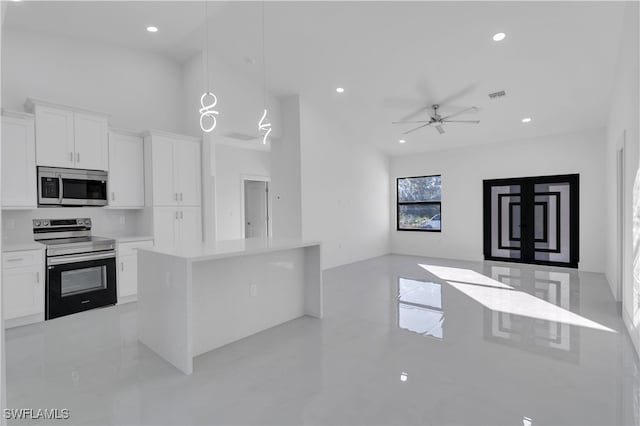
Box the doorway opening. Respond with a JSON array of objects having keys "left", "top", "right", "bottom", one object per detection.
[
  {"left": 242, "top": 177, "right": 270, "bottom": 239},
  {"left": 483, "top": 174, "right": 579, "bottom": 268}
]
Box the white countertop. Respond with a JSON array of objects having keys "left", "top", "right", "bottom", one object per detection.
[
  {"left": 2, "top": 241, "right": 45, "bottom": 252},
  {"left": 139, "top": 238, "right": 320, "bottom": 262},
  {"left": 100, "top": 234, "right": 154, "bottom": 243}
]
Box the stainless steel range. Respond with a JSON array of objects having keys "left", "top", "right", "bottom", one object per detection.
[{"left": 34, "top": 218, "right": 117, "bottom": 320}]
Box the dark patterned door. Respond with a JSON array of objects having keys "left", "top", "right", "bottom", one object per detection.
[{"left": 483, "top": 174, "right": 579, "bottom": 268}]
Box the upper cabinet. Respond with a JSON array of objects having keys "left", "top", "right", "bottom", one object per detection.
[
  {"left": 144, "top": 131, "right": 202, "bottom": 207},
  {"left": 1, "top": 112, "right": 37, "bottom": 209},
  {"left": 25, "top": 99, "right": 109, "bottom": 171},
  {"left": 108, "top": 130, "right": 144, "bottom": 209}
]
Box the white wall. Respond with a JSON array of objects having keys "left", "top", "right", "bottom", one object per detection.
[
  {"left": 2, "top": 208, "right": 146, "bottom": 243},
  {"left": 390, "top": 129, "right": 606, "bottom": 273},
  {"left": 181, "top": 51, "right": 281, "bottom": 140},
  {"left": 604, "top": 2, "right": 639, "bottom": 356},
  {"left": 215, "top": 144, "right": 270, "bottom": 241},
  {"left": 299, "top": 98, "right": 390, "bottom": 269},
  {"left": 2, "top": 29, "right": 184, "bottom": 133},
  {"left": 270, "top": 95, "right": 302, "bottom": 240}
]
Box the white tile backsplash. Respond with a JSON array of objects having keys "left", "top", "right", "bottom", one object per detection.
[{"left": 2, "top": 208, "right": 145, "bottom": 243}]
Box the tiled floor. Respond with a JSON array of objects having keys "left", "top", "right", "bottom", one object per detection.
[{"left": 6, "top": 255, "right": 640, "bottom": 425}]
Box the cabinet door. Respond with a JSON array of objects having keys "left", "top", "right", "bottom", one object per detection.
[
  {"left": 74, "top": 112, "right": 108, "bottom": 171},
  {"left": 175, "top": 140, "right": 202, "bottom": 206},
  {"left": 118, "top": 255, "right": 137, "bottom": 298},
  {"left": 108, "top": 133, "right": 144, "bottom": 208},
  {"left": 2, "top": 266, "right": 44, "bottom": 320},
  {"left": 179, "top": 207, "right": 202, "bottom": 247},
  {"left": 151, "top": 137, "right": 177, "bottom": 206},
  {"left": 153, "top": 207, "right": 179, "bottom": 250},
  {"left": 2, "top": 116, "right": 37, "bottom": 208},
  {"left": 34, "top": 106, "right": 74, "bottom": 168}
]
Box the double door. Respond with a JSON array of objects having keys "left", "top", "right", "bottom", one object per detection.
[
  {"left": 153, "top": 207, "right": 202, "bottom": 250},
  {"left": 483, "top": 174, "right": 579, "bottom": 268},
  {"left": 151, "top": 136, "right": 201, "bottom": 206}
]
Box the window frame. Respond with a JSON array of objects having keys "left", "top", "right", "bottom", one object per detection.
[{"left": 396, "top": 174, "right": 442, "bottom": 233}]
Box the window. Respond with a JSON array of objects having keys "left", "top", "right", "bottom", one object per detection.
[{"left": 397, "top": 175, "right": 441, "bottom": 231}]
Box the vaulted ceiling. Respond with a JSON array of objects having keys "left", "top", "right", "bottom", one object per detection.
[{"left": 4, "top": 1, "right": 627, "bottom": 154}]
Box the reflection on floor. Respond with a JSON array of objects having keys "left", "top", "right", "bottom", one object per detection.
[{"left": 5, "top": 255, "right": 640, "bottom": 425}]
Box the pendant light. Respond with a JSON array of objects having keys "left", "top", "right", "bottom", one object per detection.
[
  {"left": 199, "top": 0, "right": 219, "bottom": 133},
  {"left": 258, "top": 1, "right": 272, "bottom": 144}
]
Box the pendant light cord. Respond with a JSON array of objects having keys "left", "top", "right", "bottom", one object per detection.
[
  {"left": 262, "top": 1, "right": 267, "bottom": 109},
  {"left": 205, "top": 0, "right": 210, "bottom": 91}
]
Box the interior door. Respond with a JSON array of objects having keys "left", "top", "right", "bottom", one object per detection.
[
  {"left": 244, "top": 180, "right": 268, "bottom": 238},
  {"left": 484, "top": 174, "right": 579, "bottom": 268}
]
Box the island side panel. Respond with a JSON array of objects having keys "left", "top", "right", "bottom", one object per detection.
[
  {"left": 304, "top": 244, "right": 323, "bottom": 318},
  {"left": 137, "top": 250, "right": 193, "bottom": 374},
  {"left": 191, "top": 248, "right": 306, "bottom": 357}
]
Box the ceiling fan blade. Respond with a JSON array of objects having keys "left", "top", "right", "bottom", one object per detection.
[
  {"left": 392, "top": 120, "right": 431, "bottom": 124},
  {"left": 398, "top": 104, "right": 432, "bottom": 122},
  {"left": 437, "top": 84, "right": 477, "bottom": 106},
  {"left": 443, "top": 120, "right": 480, "bottom": 124},
  {"left": 435, "top": 125, "right": 445, "bottom": 134},
  {"left": 441, "top": 106, "right": 478, "bottom": 121},
  {"left": 403, "top": 123, "right": 432, "bottom": 135}
]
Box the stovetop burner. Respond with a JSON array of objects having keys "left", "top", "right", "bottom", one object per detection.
[{"left": 33, "top": 218, "right": 115, "bottom": 257}]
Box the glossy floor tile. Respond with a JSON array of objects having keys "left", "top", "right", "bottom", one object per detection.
[{"left": 5, "top": 255, "right": 640, "bottom": 425}]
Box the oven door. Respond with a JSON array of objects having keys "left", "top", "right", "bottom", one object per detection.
[{"left": 46, "top": 252, "right": 117, "bottom": 320}]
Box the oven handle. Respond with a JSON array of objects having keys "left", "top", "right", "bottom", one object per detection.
[{"left": 48, "top": 251, "right": 115, "bottom": 266}]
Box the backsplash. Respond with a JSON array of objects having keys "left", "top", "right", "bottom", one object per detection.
[{"left": 2, "top": 208, "right": 145, "bottom": 243}]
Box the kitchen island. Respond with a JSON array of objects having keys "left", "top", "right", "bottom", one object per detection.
[{"left": 137, "top": 238, "right": 322, "bottom": 374}]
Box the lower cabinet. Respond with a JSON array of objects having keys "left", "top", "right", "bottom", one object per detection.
[
  {"left": 116, "top": 239, "right": 153, "bottom": 303},
  {"left": 2, "top": 249, "right": 45, "bottom": 328},
  {"left": 152, "top": 206, "right": 202, "bottom": 250}
]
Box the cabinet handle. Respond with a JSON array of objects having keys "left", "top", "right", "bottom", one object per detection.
[
  {"left": 6, "top": 258, "right": 23, "bottom": 262},
  {"left": 111, "top": 192, "right": 115, "bottom": 201},
  {"left": 76, "top": 153, "right": 80, "bottom": 163},
  {"left": 175, "top": 211, "right": 179, "bottom": 220},
  {"left": 36, "top": 271, "right": 40, "bottom": 283},
  {"left": 180, "top": 211, "right": 183, "bottom": 219},
  {"left": 180, "top": 193, "right": 183, "bottom": 201},
  {"left": 121, "top": 262, "right": 124, "bottom": 272},
  {"left": 69, "top": 152, "right": 74, "bottom": 162}
]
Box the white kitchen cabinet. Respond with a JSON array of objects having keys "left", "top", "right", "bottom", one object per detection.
[
  {"left": 2, "top": 249, "right": 45, "bottom": 327},
  {"left": 1, "top": 112, "right": 37, "bottom": 209},
  {"left": 26, "top": 99, "right": 109, "bottom": 171},
  {"left": 175, "top": 141, "right": 202, "bottom": 206},
  {"left": 116, "top": 239, "right": 153, "bottom": 303},
  {"left": 108, "top": 130, "right": 144, "bottom": 208},
  {"left": 150, "top": 136, "right": 177, "bottom": 206},
  {"left": 152, "top": 207, "right": 201, "bottom": 250},
  {"left": 74, "top": 112, "right": 108, "bottom": 171},
  {"left": 32, "top": 104, "right": 74, "bottom": 168},
  {"left": 145, "top": 131, "right": 201, "bottom": 207}
]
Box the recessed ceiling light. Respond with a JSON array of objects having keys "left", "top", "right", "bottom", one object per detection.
[
  {"left": 335, "top": 87, "right": 345, "bottom": 94},
  {"left": 399, "top": 139, "right": 406, "bottom": 144},
  {"left": 522, "top": 117, "right": 532, "bottom": 123},
  {"left": 146, "top": 26, "right": 159, "bottom": 33},
  {"left": 492, "top": 32, "right": 506, "bottom": 42}
]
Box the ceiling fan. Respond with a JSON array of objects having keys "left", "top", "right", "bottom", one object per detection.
[{"left": 392, "top": 104, "right": 479, "bottom": 135}]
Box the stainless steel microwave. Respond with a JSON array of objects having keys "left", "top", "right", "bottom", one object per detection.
[{"left": 38, "top": 167, "right": 108, "bottom": 207}]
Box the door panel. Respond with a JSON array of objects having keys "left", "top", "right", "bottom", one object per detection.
[
  {"left": 175, "top": 140, "right": 201, "bottom": 206},
  {"left": 35, "top": 106, "right": 74, "bottom": 168},
  {"left": 151, "top": 137, "right": 177, "bottom": 206},
  {"left": 118, "top": 255, "right": 137, "bottom": 298},
  {"left": 2, "top": 266, "right": 43, "bottom": 320},
  {"left": 2, "top": 115, "right": 37, "bottom": 208},
  {"left": 180, "top": 207, "right": 202, "bottom": 247},
  {"left": 153, "top": 207, "right": 178, "bottom": 250},
  {"left": 74, "top": 112, "right": 108, "bottom": 171},
  {"left": 108, "top": 132, "right": 144, "bottom": 207},
  {"left": 484, "top": 174, "right": 579, "bottom": 268}
]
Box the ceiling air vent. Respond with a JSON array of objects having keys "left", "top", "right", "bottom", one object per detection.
[
  {"left": 488, "top": 90, "right": 506, "bottom": 99},
  {"left": 223, "top": 132, "right": 257, "bottom": 141}
]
